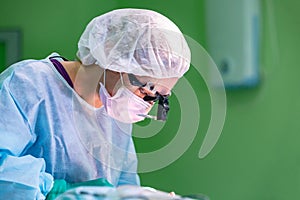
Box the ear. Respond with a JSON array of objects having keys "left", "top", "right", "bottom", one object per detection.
[{"left": 105, "top": 70, "right": 123, "bottom": 96}]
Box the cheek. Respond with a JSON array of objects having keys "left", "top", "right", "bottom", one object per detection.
[{"left": 133, "top": 88, "right": 145, "bottom": 99}]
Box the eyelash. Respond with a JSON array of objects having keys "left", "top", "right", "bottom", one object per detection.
[{"left": 138, "top": 87, "right": 148, "bottom": 95}]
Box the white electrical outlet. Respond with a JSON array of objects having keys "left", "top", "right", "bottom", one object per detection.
[{"left": 205, "top": 0, "right": 260, "bottom": 88}]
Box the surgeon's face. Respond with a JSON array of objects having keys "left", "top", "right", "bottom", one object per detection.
[
  {"left": 102, "top": 70, "right": 179, "bottom": 121},
  {"left": 120, "top": 73, "right": 177, "bottom": 104},
  {"left": 104, "top": 70, "right": 178, "bottom": 101}
]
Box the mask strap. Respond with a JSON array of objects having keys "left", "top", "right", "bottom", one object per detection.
[
  {"left": 119, "top": 73, "right": 124, "bottom": 85},
  {"left": 103, "top": 69, "right": 106, "bottom": 87}
]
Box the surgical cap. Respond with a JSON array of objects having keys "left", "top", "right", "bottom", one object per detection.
[{"left": 77, "top": 8, "right": 191, "bottom": 78}]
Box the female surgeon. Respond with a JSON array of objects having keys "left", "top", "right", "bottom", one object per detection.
[{"left": 0, "top": 8, "right": 191, "bottom": 199}]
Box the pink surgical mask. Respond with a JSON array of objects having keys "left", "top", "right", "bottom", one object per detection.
[{"left": 99, "top": 72, "right": 152, "bottom": 123}]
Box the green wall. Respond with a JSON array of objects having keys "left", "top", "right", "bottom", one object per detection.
[
  {"left": 1, "top": 0, "right": 300, "bottom": 199},
  {"left": 0, "top": 42, "right": 5, "bottom": 72},
  {"left": 0, "top": 0, "right": 203, "bottom": 61}
]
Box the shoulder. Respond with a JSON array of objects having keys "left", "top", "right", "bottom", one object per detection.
[
  {"left": 1, "top": 52, "right": 64, "bottom": 82},
  {"left": 0, "top": 54, "right": 61, "bottom": 102},
  {"left": 3, "top": 60, "right": 52, "bottom": 87}
]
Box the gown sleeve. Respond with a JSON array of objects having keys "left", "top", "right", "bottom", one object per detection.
[
  {"left": 117, "top": 138, "right": 140, "bottom": 186},
  {"left": 117, "top": 163, "right": 141, "bottom": 186},
  {"left": 0, "top": 68, "right": 53, "bottom": 199}
]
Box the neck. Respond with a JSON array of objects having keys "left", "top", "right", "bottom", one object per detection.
[{"left": 62, "top": 61, "right": 103, "bottom": 108}]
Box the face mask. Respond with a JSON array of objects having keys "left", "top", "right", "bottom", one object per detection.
[{"left": 99, "top": 73, "right": 152, "bottom": 123}]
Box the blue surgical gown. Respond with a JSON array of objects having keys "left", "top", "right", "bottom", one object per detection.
[{"left": 0, "top": 53, "right": 140, "bottom": 199}]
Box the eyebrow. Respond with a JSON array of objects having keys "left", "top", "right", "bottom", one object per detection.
[
  {"left": 128, "top": 73, "right": 171, "bottom": 96},
  {"left": 128, "top": 73, "right": 147, "bottom": 87}
]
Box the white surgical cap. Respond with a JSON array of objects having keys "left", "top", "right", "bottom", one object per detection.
[{"left": 77, "top": 8, "right": 191, "bottom": 79}]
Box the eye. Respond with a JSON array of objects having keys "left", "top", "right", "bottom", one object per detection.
[
  {"left": 138, "top": 87, "right": 157, "bottom": 101},
  {"left": 138, "top": 87, "right": 147, "bottom": 95}
]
